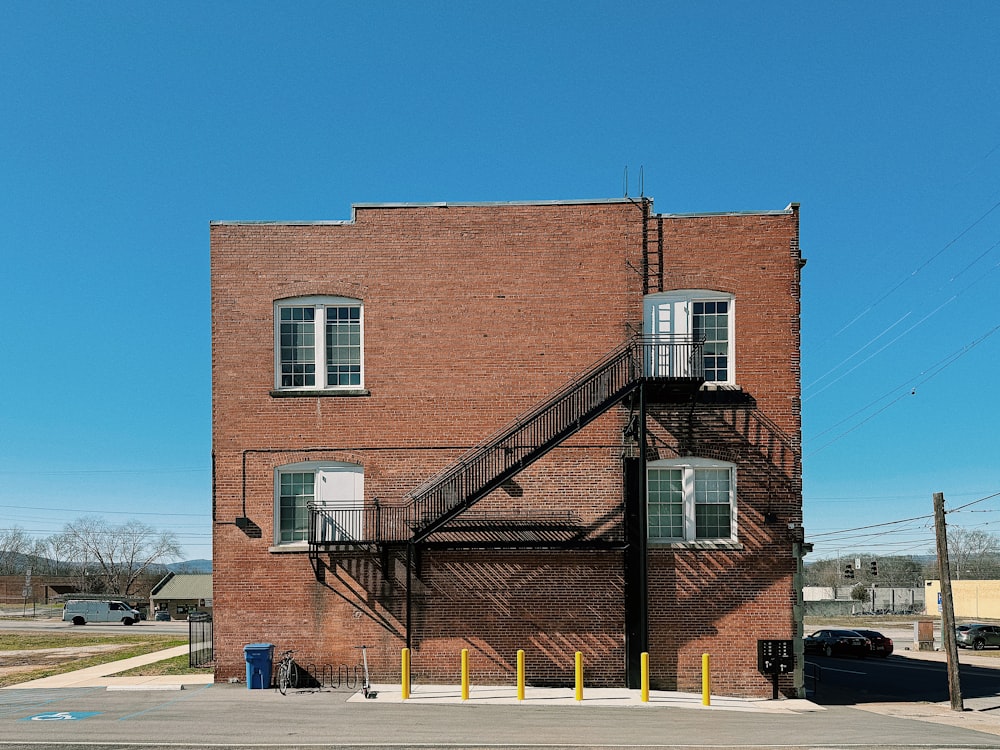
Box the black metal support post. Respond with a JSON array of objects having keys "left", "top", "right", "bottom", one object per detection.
[
  {"left": 623, "top": 383, "right": 649, "bottom": 688},
  {"left": 405, "top": 542, "right": 413, "bottom": 652}
]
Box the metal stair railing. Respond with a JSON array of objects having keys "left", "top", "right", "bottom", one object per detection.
[{"left": 405, "top": 335, "right": 703, "bottom": 542}]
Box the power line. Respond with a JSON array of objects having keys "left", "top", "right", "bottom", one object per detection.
[
  {"left": 805, "top": 321, "right": 1000, "bottom": 457},
  {"left": 806, "top": 299, "right": 958, "bottom": 401},
  {"left": 0, "top": 467, "right": 208, "bottom": 476},
  {"left": 0, "top": 527, "right": 212, "bottom": 538},
  {"left": 830, "top": 197, "right": 1000, "bottom": 339},
  {"left": 808, "top": 513, "right": 934, "bottom": 540},
  {"left": 0, "top": 503, "right": 205, "bottom": 518},
  {"left": 808, "top": 490, "right": 997, "bottom": 502},
  {"left": 807, "top": 491, "right": 1000, "bottom": 548},
  {"left": 806, "top": 252, "right": 1000, "bottom": 402},
  {"left": 949, "top": 491, "right": 1000, "bottom": 513}
]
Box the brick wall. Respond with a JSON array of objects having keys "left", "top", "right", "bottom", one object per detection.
[{"left": 210, "top": 199, "right": 802, "bottom": 697}]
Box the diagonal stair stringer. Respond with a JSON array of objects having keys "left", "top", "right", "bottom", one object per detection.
[{"left": 405, "top": 336, "right": 702, "bottom": 543}]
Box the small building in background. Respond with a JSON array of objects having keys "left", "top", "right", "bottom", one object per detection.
[
  {"left": 804, "top": 585, "right": 924, "bottom": 617},
  {"left": 149, "top": 573, "right": 213, "bottom": 620}
]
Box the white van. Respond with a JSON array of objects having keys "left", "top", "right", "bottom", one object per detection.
[{"left": 63, "top": 600, "right": 141, "bottom": 626}]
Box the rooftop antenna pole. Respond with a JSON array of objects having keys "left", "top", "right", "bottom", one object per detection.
[
  {"left": 639, "top": 165, "right": 644, "bottom": 198},
  {"left": 623, "top": 166, "right": 629, "bottom": 197}
]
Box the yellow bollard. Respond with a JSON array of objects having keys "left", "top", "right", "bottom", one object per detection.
[
  {"left": 461, "top": 648, "right": 469, "bottom": 701},
  {"left": 640, "top": 652, "right": 649, "bottom": 702},
  {"left": 575, "top": 651, "right": 583, "bottom": 701},
  {"left": 401, "top": 647, "right": 410, "bottom": 700},
  {"left": 517, "top": 649, "right": 525, "bottom": 701},
  {"left": 702, "top": 653, "right": 711, "bottom": 706}
]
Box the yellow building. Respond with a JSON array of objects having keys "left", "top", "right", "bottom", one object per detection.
[{"left": 925, "top": 580, "right": 1000, "bottom": 620}]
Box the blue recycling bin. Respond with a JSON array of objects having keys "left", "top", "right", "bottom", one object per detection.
[{"left": 244, "top": 643, "right": 274, "bottom": 690}]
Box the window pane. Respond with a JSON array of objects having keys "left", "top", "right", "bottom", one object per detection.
[
  {"left": 696, "top": 504, "right": 732, "bottom": 538},
  {"left": 647, "top": 468, "right": 684, "bottom": 539},
  {"left": 278, "top": 472, "right": 314, "bottom": 542},
  {"left": 693, "top": 299, "right": 729, "bottom": 382},
  {"left": 326, "top": 305, "right": 362, "bottom": 388},
  {"left": 279, "top": 307, "right": 316, "bottom": 388},
  {"left": 694, "top": 468, "right": 732, "bottom": 539}
]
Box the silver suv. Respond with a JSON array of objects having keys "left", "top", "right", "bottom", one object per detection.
[{"left": 956, "top": 624, "right": 1000, "bottom": 650}]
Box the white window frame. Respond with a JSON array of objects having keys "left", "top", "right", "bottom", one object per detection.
[
  {"left": 273, "top": 461, "right": 364, "bottom": 548},
  {"left": 643, "top": 290, "right": 735, "bottom": 385},
  {"left": 274, "top": 296, "right": 364, "bottom": 392},
  {"left": 646, "top": 457, "right": 737, "bottom": 543}
]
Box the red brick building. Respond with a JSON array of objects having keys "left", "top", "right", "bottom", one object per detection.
[{"left": 210, "top": 198, "right": 805, "bottom": 697}]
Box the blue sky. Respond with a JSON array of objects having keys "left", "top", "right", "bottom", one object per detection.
[{"left": 1, "top": 2, "right": 998, "bottom": 563}]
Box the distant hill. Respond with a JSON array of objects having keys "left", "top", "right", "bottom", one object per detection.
[
  {"left": 166, "top": 559, "right": 212, "bottom": 573},
  {"left": 2, "top": 553, "right": 212, "bottom": 576}
]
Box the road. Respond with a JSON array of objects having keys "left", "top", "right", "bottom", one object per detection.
[
  {"left": 3, "top": 681, "right": 1000, "bottom": 750},
  {"left": 0, "top": 616, "right": 188, "bottom": 636},
  {"left": 3, "top": 616, "right": 999, "bottom": 749},
  {"left": 807, "top": 652, "right": 1000, "bottom": 708}
]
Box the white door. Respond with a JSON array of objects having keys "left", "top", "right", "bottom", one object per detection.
[
  {"left": 644, "top": 297, "right": 691, "bottom": 377},
  {"left": 317, "top": 466, "right": 364, "bottom": 541}
]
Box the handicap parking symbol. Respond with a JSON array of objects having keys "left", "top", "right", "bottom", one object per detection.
[{"left": 24, "top": 711, "right": 101, "bottom": 721}]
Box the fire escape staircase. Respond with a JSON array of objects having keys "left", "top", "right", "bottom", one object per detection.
[
  {"left": 308, "top": 336, "right": 704, "bottom": 553},
  {"left": 405, "top": 336, "right": 704, "bottom": 543}
]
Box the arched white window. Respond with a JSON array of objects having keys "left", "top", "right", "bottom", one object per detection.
[
  {"left": 643, "top": 291, "right": 734, "bottom": 384},
  {"left": 274, "top": 296, "right": 364, "bottom": 391},
  {"left": 274, "top": 461, "right": 363, "bottom": 546},
  {"left": 647, "top": 457, "right": 736, "bottom": 542}
]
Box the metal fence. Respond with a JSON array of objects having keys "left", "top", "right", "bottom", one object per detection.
[{"left": 189, "top": 617, "right": 213, "bottom": 667}]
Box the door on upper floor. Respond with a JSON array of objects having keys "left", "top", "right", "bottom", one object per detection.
[{"left": 643, "top": 291, "right": 733, "bottom": 384}]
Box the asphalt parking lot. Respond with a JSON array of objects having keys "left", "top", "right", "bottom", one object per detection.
[
  {"left": 3, "top": 671, "right": 1000, "bottom": 750},
  {"left": 4, "top": 616, "right": 1000, "bottom": 749},
  {"left": 0, "top": 681, "right": 992, "bottom": 750}
]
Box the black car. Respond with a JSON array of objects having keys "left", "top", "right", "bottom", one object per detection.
[
  {"left": 852, "top": 628, "right": 894, "bottom": 658},
  {"left": 804, "top": 629, "right": 871, "bottom": 658}
]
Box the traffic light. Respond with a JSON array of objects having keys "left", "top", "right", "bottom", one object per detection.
[
  {"left": 844, "top": 564, "right": 854, "bottom": 579},
  {"left": 870, "top": 560, "right": 878, "bottom": 576}
]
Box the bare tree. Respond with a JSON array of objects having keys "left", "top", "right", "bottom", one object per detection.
[
  {"left": 29, "top": 535, "right": 75, "bottom": 576},
  {"left": 871, "top": 556, "right": 923, "bottom": 587},
  {"left": 0, "top": 527, "right": 30, "bottom": 575},
  {"left": 60, "top": 516, "right": 182, "bottom": 595},
  {"left": 806, "top": 554, "right": 924, "bottom": 592},
  {"left": 945, "top": 527, "right": 1000, "bottom": 580}
]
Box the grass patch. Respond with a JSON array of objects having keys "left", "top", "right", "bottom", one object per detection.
[
  {"left": 0, "top": 632, "right": 184, "bottom": 651},
  {"left": 0, "top": 632, "right": 188, "bottom": 688},
  {"left": 958, "top": 649, "right": 1000, "bottom": 658}
]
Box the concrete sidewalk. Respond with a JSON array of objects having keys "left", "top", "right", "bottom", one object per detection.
[
  {"left": 3, "top": 644, "right": 824, "bottom": 714},
  {"left": 5, "top": 640, "right": 999, "bottom": 726},
  {"left": 1, "top": 645, "right": 214, "bottom": 690},
  {"left": 350, "top": 681, "right": 823, "bottom": 713},
  {"left": 894, "top": 645, "right": 1000, "bottom": 669},
  {"left": 3, "top": 645, "right": 819, "bottom": 713},
  {"left": 5, "top": 646, "right": 1000, "bottom": 747}
]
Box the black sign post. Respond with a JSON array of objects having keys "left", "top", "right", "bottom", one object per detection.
[{"left": 757, "top": 639, "right": 794, "bottom": 700}]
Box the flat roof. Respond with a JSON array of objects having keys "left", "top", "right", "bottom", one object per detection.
[{"left": 211, "top": 199, "right": 797, "bottom": 226}]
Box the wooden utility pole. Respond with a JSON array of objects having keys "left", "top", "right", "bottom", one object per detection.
[{"left": 934, "top": 491, "right": 963, "bottom": 711}]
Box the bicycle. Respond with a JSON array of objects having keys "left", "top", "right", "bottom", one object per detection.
[
  {"left": 354, "top": 645, "right": 378, "bottom": 699},
  {"left": 276, "top": 649, "right": 298, "bottom": 695}
]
